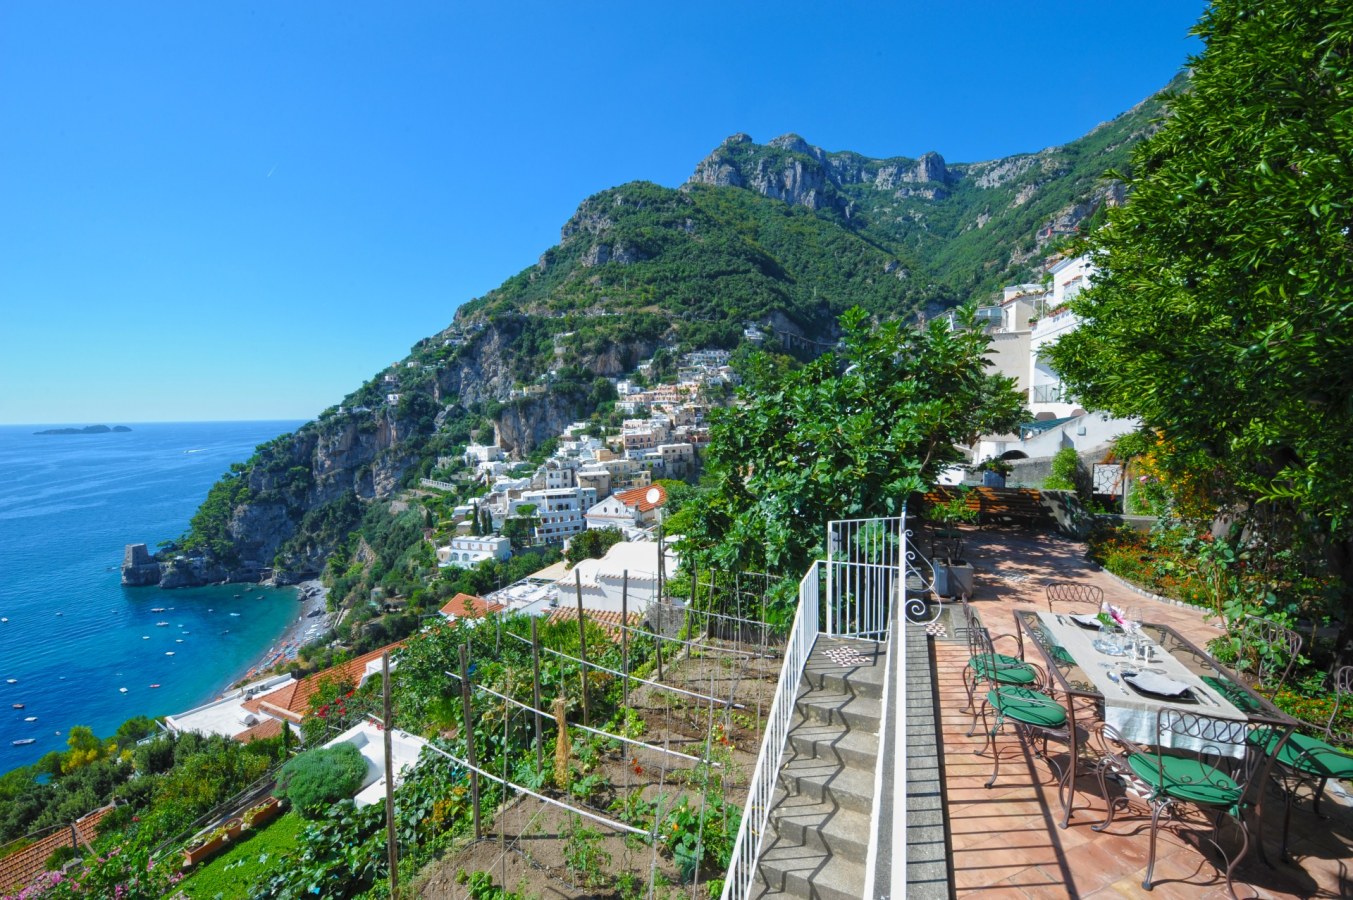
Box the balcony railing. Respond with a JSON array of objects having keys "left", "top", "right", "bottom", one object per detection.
[{"left": 1031, "top": 382, "right": 1064, "bottom": 403}]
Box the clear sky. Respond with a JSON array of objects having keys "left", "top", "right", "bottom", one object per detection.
[{"left": 0, "top": 1, "right": 1205, "bottom": 425}]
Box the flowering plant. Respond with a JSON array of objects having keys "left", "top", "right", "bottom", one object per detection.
[{"left": 1097, "top": 605, "right": 1126, "bottom": 630}]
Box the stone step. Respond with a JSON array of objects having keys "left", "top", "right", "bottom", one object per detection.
[
  {"left": 786, "top": 717, "right": 879, "bottom": 769},
  {"left": 801, "top": 639, "right": 886, "bottom": 700},
  {"left": 778, "top": 750, "right": 876, "bottom": 815},
  {"left": 768, "top": 789, "right": 872, "bottom": 864},
  {"left": 794, "top": 687, "right": 882, "bottom": 734},
  {"left": 754, "top": 836, "right": 866, "bottom": 900}
]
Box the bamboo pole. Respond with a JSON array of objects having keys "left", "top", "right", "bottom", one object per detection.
[
  {"left": 531, "top": 617, "right": 543, "bottom": 774},
  {"left": 459, "top": 644, "right": 481, "bottom": 839},
  {"left": 575, "top": 569, "right": 590, "bottom": 728},
  {"left": 382, "top": 653, "right": 399, "bottom": 896}
]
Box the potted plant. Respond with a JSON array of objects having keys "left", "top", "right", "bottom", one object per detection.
[
  {"left": 972, "top": 457, "right": 1014, "bottom": 488},
  {"left": 927, "top": 489, "right": 977, "bottom": 599}
]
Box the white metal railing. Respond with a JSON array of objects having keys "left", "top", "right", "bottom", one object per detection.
[
  {"left": 719, "top": 562, "right": 822, "bottom": 900},
  {"left": 826, "top": 516, "right": 904, "bottom": 640}
]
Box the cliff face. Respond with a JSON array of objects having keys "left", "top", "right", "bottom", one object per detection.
[{"left": 147, "top": 80, "right": 1175, "bottom": 590}]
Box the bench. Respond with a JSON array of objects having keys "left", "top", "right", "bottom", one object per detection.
[{"left": 920, "top": 486, "right": 1056, "bottom": 530}]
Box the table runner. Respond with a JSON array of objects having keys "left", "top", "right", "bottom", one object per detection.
[{"left": 1034, "top": 611, "right": 1248, "bottom": 757}]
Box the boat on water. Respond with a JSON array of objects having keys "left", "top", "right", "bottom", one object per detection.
[
  {"left": 23, "top": 716, "right": 36, "bottom": 722},
  {"left": 142, "top": 635, "right": 149, "bottom": 639},
  {"left": 12, "top": 703, "right": 24, "bottom": 710},
  {"left": 5, "top": 678, "right": 16, "bottom": 684},
  {"left": 149, "top": 684, "right": 160, "bottom": 689},
  {"left": 1, "top": 617, "right": 8, "bottom": 623},
  {"left": 151, "top": 607, "right": 165, "bottom": 613},
  {"left": 119, "top": 687, "right": 127, "bottom": 693},
  {"left": 165, "top": 651, "right": 175, "bottom": 656},
  {"left": 156, "top": 621, "right": 169, "bottom": 627},
  {"left": 175, "top": 639, "right": 183, "bottom": 643},
  {"left": 230, "top": 612, "right": 241, "bottom": 617},
  {"left": 12, "top": 739, "right": 35, "bottom": 746}
]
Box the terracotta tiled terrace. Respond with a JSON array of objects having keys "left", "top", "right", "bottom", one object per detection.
[{"left": 932, "top": 526, "right": 1353, "bottom": 899}]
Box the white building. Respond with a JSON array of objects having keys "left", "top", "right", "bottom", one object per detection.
[
  {"left": 1029, "top": 255, "right": 1095, "bottom": 420},
  {"left": 971, "top": 254, "right": 1136, "bottom": 468},
  {"left": 464, "top": 443, "right": 504, "bottom": 465},
  {"left": 436, "top": 536, "right": 512, "bottom": 568},
  {"left": 519, "top": 487, "right": 595, "bottom": 543},
  {"left": 584, "top": 485, "right": 662, "bottom": 533},
  {"left": 552, "top": 541, "right": 681, "bottom": 614}
]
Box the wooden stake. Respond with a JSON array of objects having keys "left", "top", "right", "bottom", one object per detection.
[
  {"left": 459, "top": 643, "right": 481, "bottom": 839},
  {"left": 575, "top": 569, "right": 590, "bottom": 728},
  {"left": 382, "top": 652, "right": 399, "bottom": 896},
  {"left": 531, "top": 618, "right": 543, "bottom": 774},
  {"left": 621, "top": 571, "right": 629, "bottom": 712}
]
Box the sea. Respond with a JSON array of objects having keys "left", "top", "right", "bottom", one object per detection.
[{"left": 0, "top": 421, "right": 307, "bottom": 770}]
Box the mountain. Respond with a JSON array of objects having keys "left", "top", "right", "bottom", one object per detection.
[{"left": 128, "top": 81, "right": 1174, "bottom": 587}]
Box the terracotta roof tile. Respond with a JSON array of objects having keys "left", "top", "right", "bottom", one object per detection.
[
  {"left": 234, "top": 718, "right": 285, "bottom": 743},
  {"left": 544, "top": 607, "right": 640, "bottom": 641},
  {"left": 613, "top": 485, "right": 660, "bottom": 512},
  {"left": 0, "top": 805, "right": 113, "bottom": 894},
  {"left": 438, "top": 593, "right": 503, "bottom": 620},
  {"left": 248, "top": 641, "right": 404, "bottom": 724}
]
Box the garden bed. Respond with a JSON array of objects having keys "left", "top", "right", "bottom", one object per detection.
[{"left": 178, "top": 812, "right": 306, "bottom": 900}]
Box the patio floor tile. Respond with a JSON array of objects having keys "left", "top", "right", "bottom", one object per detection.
[{"left": 932, "top": 527, "right": 1353, "bottom": 899}]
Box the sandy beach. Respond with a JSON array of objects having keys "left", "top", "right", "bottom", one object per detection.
[{"left": 229, "top": 579, "right": 333, "bottom": 687}]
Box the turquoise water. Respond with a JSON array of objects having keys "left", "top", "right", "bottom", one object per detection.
[{"left": 0, "top": 421, "right": 305, "bottom": 769}]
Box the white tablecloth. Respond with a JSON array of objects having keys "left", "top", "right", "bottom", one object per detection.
[{"left": 1035, "top": 611, "right": 1248, "bottom": 758}]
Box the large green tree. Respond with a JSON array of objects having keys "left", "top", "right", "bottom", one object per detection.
[
  {"left": 1048, "top": 1, "right": 1353, "bottom": 655},
  {"left": 685, "top": 306, "right": 1026, "bottom": 578}
]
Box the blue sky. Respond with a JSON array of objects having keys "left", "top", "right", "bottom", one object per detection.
[{"left": 0, "top": 1, "right": 1205, "bottom": 425}]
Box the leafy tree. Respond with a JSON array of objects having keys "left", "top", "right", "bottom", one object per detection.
[
  {"left": 1047, "top": 0, "right": 1353, "bottom": 658},
  {"left": 565, "top": 527, "right": 625, "bottom": 567},
  {"left": 685, "top": 307, "right": 1026, "bottom": 577},
  {"left": 502, "top": 503, "right": 540, "bottom": 550}
]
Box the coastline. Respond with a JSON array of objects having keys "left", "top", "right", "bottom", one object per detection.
[{"left": 225, "top": 580, "right": 333, "bottom": 691}]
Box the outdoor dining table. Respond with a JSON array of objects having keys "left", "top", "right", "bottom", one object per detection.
[{"left": 1011, "top": 609, "right": 1296, "bottom": 834}]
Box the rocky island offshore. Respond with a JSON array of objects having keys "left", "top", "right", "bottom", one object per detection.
[{"left": 34, "top": 424, "right": 132, "bottom": 435}]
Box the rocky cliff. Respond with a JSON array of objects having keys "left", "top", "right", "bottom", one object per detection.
[{"left": 142, "top": 78, "right": 1176, "bottom": 589}]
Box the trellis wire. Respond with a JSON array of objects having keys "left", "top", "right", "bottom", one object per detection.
[
  {"left": 502, "top": 629, "right": 745, "bottom": 708},
  {"left": 423, "top": 743, "right": 646, "bottom": 836},
  {"left": 444, "top": 669, "right": 716, "bottom": 766}
]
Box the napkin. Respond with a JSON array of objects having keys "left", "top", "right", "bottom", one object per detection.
[
  {"left": 1123, "top": 671, "right": 1190, "bottom": 697},
  {"left": 1070, "top": 614, "right": 1102, "bottom": 629}
]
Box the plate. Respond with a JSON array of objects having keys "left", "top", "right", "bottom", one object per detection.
[
  {"left": 1123, "top": 672, "right": 1191, "bottom": 698},
  {"left": 1070, "top": 614, "right": 1102, "bottom": 629}
]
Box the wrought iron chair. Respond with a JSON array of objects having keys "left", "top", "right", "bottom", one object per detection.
[
  {"left": 958, "top": 598, "right": 1042, "bottom": 733},
  {"left": 1093, "top": 709, "right": 1261, "bottom": 898},
  {"left": 970, "top": 626, "right": 1076, "bottom": 810},
  {"left": 1044, "top": 581, "right": 1104, "bottom": 613},
  {"left": 1252, "top": 665, "right": 1353, "bottom": 860}
]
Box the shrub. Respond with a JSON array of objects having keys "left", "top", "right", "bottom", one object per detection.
[
  {"left": 274, "top": 743, "right": 369, "bottom": 818},
  {"left": 1044, "top": 446, "right": 1087, "bottom": 500}
]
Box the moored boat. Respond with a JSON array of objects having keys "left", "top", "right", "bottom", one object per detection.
[{"left": 12, "top": 739, "right": 35, "bottom": 746}]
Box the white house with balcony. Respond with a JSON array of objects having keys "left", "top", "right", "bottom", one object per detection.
[
  {"left": 517, "top": 486, "right": 596, "bottom": 543},
  {"left": 436, "top": 535, "right": 512, "bottom": 568},
  {"left": 1029, "top": 255, "right": 1095, "bottom": 420}
]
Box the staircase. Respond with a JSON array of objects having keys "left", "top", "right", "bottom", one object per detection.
[{"left": 752, "top": 637, "right": 885, "bottom": 900}]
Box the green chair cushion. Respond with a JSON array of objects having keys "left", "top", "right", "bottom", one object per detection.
[
  {"left": 1200, "top": 675, "right": 1263, "bottom": 714},
  {"left": 1251, "top": 730, "right": 1353, "bottom": 779},
  {"left": 1127, "top": 752, "right": 1242, "bottom": 807},
  {"left": 970, "top": 655, "right": 1038, "bottom": 685},
  {"left": 986, "top": 686, "right": 1067, "bottom": 728}
]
